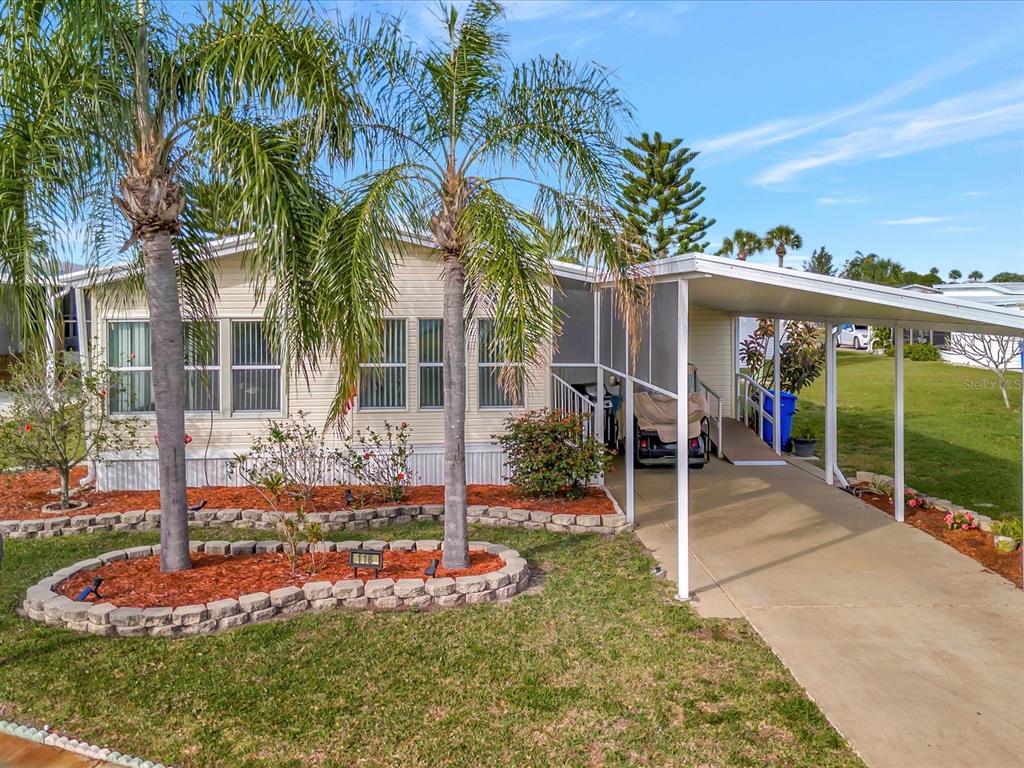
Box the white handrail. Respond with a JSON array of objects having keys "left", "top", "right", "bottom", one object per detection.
[
  {"left": 551, "top": 373, "right": 596, "bottom": 435},
  {"left": 696, "top": 380, "right": 724, "bottom": 459},
  {"left": 735, "top": 373, "right": 776, "bottom": 442}
]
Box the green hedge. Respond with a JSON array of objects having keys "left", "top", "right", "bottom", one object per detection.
[{"left": 885, "top": 342, "right": 942, "bottom": 361}]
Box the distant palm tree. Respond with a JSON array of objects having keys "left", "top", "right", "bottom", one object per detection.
[
  {"left": 968, "top": 270, "right": 984, "bottom": 282},
  {"left": 948, "top": 269, "right": 962, "bottom": 282},
  {"left": 841, "top": 251, "right": 904, "bottom": 285},
  {"left": 762, "top": 225, "right": 802, "bottom": 268},
  {"left": 717, "top": 229, "right": 762, "bottom": 261}
]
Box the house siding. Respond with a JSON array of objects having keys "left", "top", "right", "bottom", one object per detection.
[
  {"left": 689, "top": 306, "right": 735, "bottom": 419},
  {"left": 89, "top": 246, "right": 546, "bottom": 489}
]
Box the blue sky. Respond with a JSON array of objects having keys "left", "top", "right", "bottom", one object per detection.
[{"left": 364, "top": 0, "right": 1024, "bottom": 277}]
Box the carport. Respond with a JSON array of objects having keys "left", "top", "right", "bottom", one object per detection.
[{"left": 550, "top": 253, "right": 1024, "bottom": 602}]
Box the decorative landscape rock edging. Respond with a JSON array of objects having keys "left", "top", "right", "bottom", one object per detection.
[
  {"left": 0, "top": 719, "right": 171, "bottom": 767},
  {"left": 1, "top": 504, "right": 629, "bottom": 539},
  {"left": 23, "top": 540, "right": 530, "bottom": 637},
  {"left": 853, "top": 470, "right": 996, "bottom": 532}
]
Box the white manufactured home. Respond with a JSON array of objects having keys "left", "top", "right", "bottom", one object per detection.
[{"left": 61, "top": 237, "right": 1024, "bottom": 600}]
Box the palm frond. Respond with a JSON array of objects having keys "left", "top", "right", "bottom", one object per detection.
[{"left": 461, "top": 181, "right": 556, "bottom": 395}]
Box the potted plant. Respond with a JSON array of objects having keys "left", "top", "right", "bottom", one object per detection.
[
  {"left": 990, "top": 519, "right": 1022, "bottom": 553},
  {"left": 790, "top": 424, "right": 818, "bottom": 457}
]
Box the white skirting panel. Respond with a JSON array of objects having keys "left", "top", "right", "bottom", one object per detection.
[{"left": 95, "top": 443, "right": 510, "bottom": 492}]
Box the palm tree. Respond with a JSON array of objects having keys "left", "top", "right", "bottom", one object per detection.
[
  {"left": 948, "top": 269, "right": 962, "bottom": 282},
  {"left": 716, "top": 229, "right": 762, "bottom": 261},
  {"left": 330, "top": 1, "right": 643, "bottom": 569},
  {"left": 968, "top": 270, "right": 984, "bottom": 282},
  {"left": 841, "top": 251, "right": 904, "bottom": 285},
  {"left": 762, "top": 225, "right": 802, "bottom": 268},
  {"left": 0, "top": 0, "right": 381, "bottom": 572}
]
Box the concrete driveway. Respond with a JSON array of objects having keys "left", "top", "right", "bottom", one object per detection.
[{"left": 605, "top": 457, "right": 1024, "bottom": 768}]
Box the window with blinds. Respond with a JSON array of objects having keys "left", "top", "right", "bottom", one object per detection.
[
  {"left": 419, "top": 319, "right": 443, "bottom": 409},
  {"left": 108, "top": 321, "right": 154, "bottom": 413},
  {"left": 231, "top": 321, "right": 281, "bottom": 412},
  {"left": 359, "top": 319, "right": 406, "bottom": 409},
  {"left": 478, "top": 318, "right": 523, "bottom": 408},
  {"left": 184, "top": 321, "right": 219, "bottom": 411}
]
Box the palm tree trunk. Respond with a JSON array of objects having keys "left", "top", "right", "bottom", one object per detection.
[
  {"left": 441, "top": 255, "right": 469, "bottom": 569},
  {"left": 141, "top": 229, "right": 191, "bottom": 572}
]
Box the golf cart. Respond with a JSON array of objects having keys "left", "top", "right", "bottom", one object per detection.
[{"left": 620, "top": 365, "right": 711, "bottom": 469}]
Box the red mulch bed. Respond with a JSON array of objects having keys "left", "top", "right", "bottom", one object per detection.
[
  {"left": 57, "top": 549, "right": 503, "bottom": 608},
  {"left": 0, "top": 467, "right": 613, "bottom": 521},
  {"left": 856, "top": 488, "right": 1022, "bottom": 588}
]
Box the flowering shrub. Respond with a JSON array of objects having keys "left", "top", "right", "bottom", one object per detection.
[
  {"left": 496, "top": 409, "right": 609, "bottom": 499},
  {"left": 0, "top": 351, "right": 140, "bottom": 508},
  {"left": 228, "top": 412, "right": 343, "bottom": 512},
  {"left": 945, "top": 510, "right": 979, "bottom": 532},
  {"left": 340, "top": 421, "right": 413, "bottom": 503},
  {"left": 904, "top": 490, "right": 928, "bottom": 510}
]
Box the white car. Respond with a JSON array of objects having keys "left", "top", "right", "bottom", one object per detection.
[{"left": 836, "top": 324, "right": 871, "bottom": 350}]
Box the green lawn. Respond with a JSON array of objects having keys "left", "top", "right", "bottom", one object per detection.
[
  {"left": 792, "top": 351, "right": 1023, "bottom": 520},
  {"left": 0, "top": 525, "right": 862, "bottom": 768}
]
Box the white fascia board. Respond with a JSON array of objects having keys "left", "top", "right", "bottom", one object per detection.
[{"left": 686, "top": 254, "right": 1024, "bottom": 335}]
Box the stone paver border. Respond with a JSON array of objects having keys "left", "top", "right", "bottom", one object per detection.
[
  {"left": 854, "top": 471, "right": 997, "bottom": 531},
  {"left": 24, "top": 540, "right": 531, "bottom": 637},
  {"left": 0, "top": 718, "right": 170, "bottom": 767},
  {"left": 1, "top": 504, "right": 629, "bottom": 539}
]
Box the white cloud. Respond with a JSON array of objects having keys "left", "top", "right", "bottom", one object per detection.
[
  {"left": 754, "top": 79, "right": 1024, "bottom": 185},
  {"left": 695, "top": 32, "right": 1015, "bottom": 160},
  {"left": 816, "top": 195, "right": 870, "bottom": 205},
  {"left": 962, "top": 190, "right": 993, "bottom": 197},
  {"left": 877, "top": 216, "right": 952, "bottom": 225}
]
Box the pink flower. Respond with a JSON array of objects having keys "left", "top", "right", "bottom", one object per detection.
[
  {"left": 962, "top": 523, "right": 969, "bottom": 530},
  {"left": 23, "top": 424, "right": 31, "bottom": 432},
  {"left": 184, "top": 434, "right": 193, "bottom": 445}
]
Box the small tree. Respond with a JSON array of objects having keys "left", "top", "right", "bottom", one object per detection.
[
  {"left": 228, "top": 412, "right": 343, "bottom": 513},
  {"left": 0, "top": 351, "right": 139, "bottom": 508},
  {"left": 739, "top": 320, "right": 824, "bottom": 395},
  {"left": 968, "top": 270, "right": 984, "bottom": 282},
  {"left": 948, "top": 269, "right": 962, "bottom": 282},
  {"left": 497, "top": 410, "right": 609, "bottom": 499},
  {"left": 803, "top": 246, "right": 836, "bottom": 276},
  {"left": 946, "top": 334, "right": 1020, "bottom": 409},
  {"left": 340, "top": 421, "right": 414, "bottom": 503}
]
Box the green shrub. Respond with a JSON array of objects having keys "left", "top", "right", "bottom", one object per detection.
[
  {"left": 991, "top": 518, "right": 1023, "bottom": 541},
  {"left": 497, "top": 409, "right": 609, "bottom": 499},
  {"left": 885, "top": 342, "right": 942, "bottom": 361},
  {"left": 905, "top": 343, "right": 941, "bottom": 361}
]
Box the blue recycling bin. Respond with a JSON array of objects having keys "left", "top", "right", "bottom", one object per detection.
[{"left": 761, "top": 391, "right": 798, "bottom": 449}]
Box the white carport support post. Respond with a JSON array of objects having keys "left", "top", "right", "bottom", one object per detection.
[
  {"left": 676, "top": 278, "right": 690, "bottom": 601},
  {"left": 772, "top": 318, "right": 782, "bottom": 455},
  {"left": 824, "top": 321, "right": 836, "bottom": 486},
  {"left": 894, "top": 326, "right": 905, "bottom": 522},
  {"left": 624, "top": 326, "right": 635, "bottom": 525}
]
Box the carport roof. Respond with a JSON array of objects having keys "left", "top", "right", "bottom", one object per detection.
[{"left": 553, "top": 253, "right": 1024, "bottom": 336}]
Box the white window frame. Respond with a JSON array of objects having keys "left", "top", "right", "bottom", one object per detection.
[
  {"left": 418, "top": 318, "right": 444, "bottom": 410},
  {"left": 477, "top": 318, "right": 525, "bottom": 410},
  {"left": 183, "top": 320, "right": 220, "bottom": 413},
  {"left": 230, "top": 319, "right": 283, "bottom": 415},
  {"left": 107, "top": 320, "right": 154, "bottom": 415},
  {"left": 358, "top": 317, "right": 408, "bottom": 411}
]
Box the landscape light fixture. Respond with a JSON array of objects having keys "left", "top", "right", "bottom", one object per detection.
[
  {"left": 349, "top": 548, "right": 383, "bottom": 577},
  {"left": 74, "top": 576, "right": 103, "bottom": 602}
]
